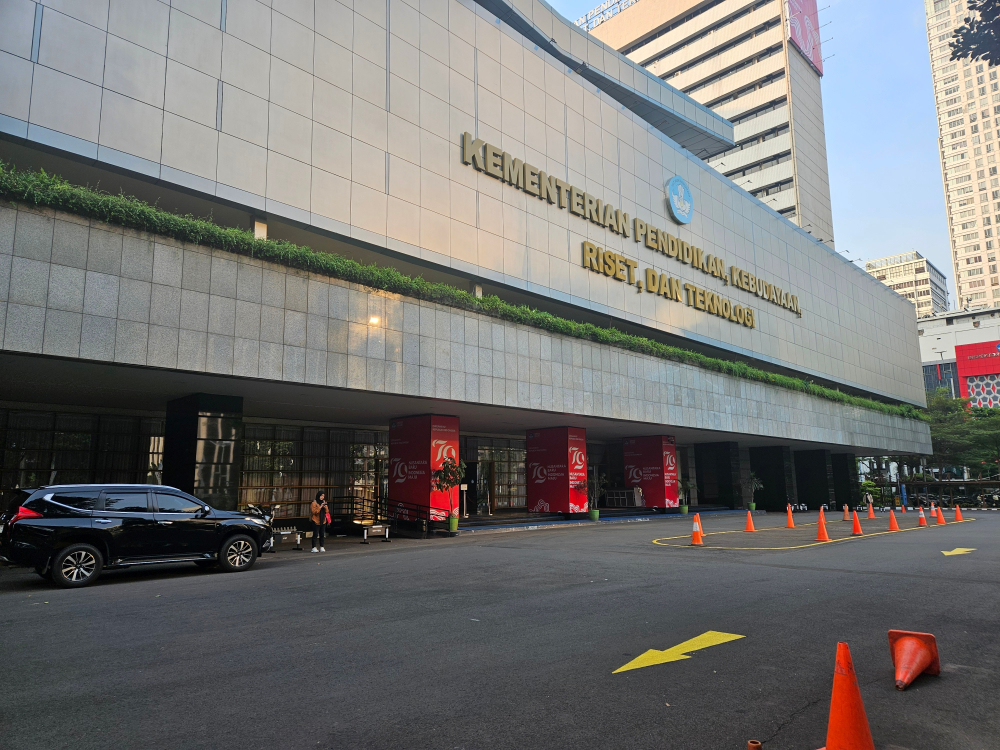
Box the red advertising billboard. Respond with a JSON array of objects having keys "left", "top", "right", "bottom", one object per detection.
[
  {"left": 526, "top": 427, "right": 588, "bottom": 513},
  {"left": 623, "top": 436, "right": 679, "bottom": 508},
  {"left": 955, "top": 341, "right": 1000, "bottom": 407},
  {"left": 389, "top": 415, "right": 460, "bottom": 519},
  {"left": 788, "top": 0, "right": 823, "bottom": 76}
]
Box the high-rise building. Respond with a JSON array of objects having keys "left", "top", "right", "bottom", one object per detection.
[
  {"left": 584, "top": 0, "right": 835, "bottom": 247},
  {"left": 924, "top": 0, "right": 1000, "bottom": 310},
  {"left": 863, "top": 252, "right": 949, "bottom": 318}
]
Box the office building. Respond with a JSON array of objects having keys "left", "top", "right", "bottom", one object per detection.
[
  {"left": 583, "top": 0, "right": 835, "bottom": 246},
  {"left": 918, "top": 307, "right": 1000, "bottom": 401},
  {"left": 863, "top": 251, "right": 949, "bottom": 318},
  {"left": 0, "top": 0, "right": 927, "bottom": 519},
  {"left": 924, "top": 0, "right": 1000, "bottom": 309}
]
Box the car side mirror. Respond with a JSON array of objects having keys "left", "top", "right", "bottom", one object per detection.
[{"left": 201, "top": 505, "right": 211, "bottom": 515}]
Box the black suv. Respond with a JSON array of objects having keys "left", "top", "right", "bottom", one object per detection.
[{"left": 0, "top": 484, "right": 273, "bottom": 588}]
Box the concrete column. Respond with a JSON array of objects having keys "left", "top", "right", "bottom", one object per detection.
[
  {"left": 793, "top": 449, "right": 835, "bottom": 510},
  {"left": 694, "top": 442, "right": 741, "bottom": 508},
  {"left": 163, "top": 394, "right": 243, "bottom": 510},
  {"left": 749, "top": 446, "right": 798, "bottom": 512},
  {"left": 832, "top": 453, "right": 861, "bottom": 511}
]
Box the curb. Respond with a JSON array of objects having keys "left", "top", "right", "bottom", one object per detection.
[{"left": 455, "top": 509, "right": 751, "bottom": 536}]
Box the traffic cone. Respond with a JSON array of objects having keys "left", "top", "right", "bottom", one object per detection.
[
  {"left": 842, "top": 504, "right": 850, "bottom": 521},
  {"left": 867, "top": 501, "right": 875, "bottom": 519},
  {"left": 851, "top": 510, "right": 863, "bottom": 536},
  {"left": 691, "top": 513, "right": 704, "bottom": 546},
  {"left": 918, "top": 507, "right": 927, "bottom": 527},
  {"left": 954, "top": 505, "right": 964, "bottom": 522},
  {"left": 786, "top": 504, "right": 795, "bottom": 528},
  {"left": 817, "top": 642, "right": 875, "bottom": 750},
  {"left": 888, "top": 630, "right": 940, "bottom": 691},
  {"left": 901, "top": 504, "right": 907, "bottom": 513},
  {"left": 936, "top": 507, "right": 946, "bottom": 525},
  {"left": 744, "top": 510, "right": 756, "bottom": 532},
  {"left": 930, "top": 502, "right": 936, "bottom": 518},
  {"left": 888, "top": 509, "right": 900, "bottom": 531},
  {"left": 816, "top": 510, "right": 831, "bottom": 541}
]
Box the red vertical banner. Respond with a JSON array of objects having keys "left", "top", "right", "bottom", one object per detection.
[
  {"left": 623, "top": 436, "right": 679, "bottom": 508},
  {"left": 389, "top": 415, "right": 459, "bottom": 520},
  {"left": 526, "top": 427, "right": 588, "bottom": 513}
]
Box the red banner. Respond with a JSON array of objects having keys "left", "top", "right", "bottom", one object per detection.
[
  {"left": 526, "top": 427, "right": 588, "bottom": 513},
  {"left": 623, "top": 436, "right": 679, "bottom": 508},
  {"left": 955, "top": 340, "right": 1000, "bottom": 406},
  {"left": 788, "top": 0, "right": 823, "bottom": 75},
  {"left": 389, "top": 415, "right": 459, "bottom": 519}
]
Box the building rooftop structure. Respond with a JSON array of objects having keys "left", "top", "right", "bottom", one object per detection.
[{"left": 863, "top": 251, "right": 949, "bottom": 318}]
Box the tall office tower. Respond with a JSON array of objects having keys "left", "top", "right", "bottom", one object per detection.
[
  {"left": 864, "top": 252, "right": 949, "bottom": 318},
  {"left": 924, "top": 0, "right": 1000, "bottom": 310},
  {"left": 584, "top": 0, "right": 835, "bottom": 247}
]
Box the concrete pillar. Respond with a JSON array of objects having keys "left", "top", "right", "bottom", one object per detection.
[
  {"left": 163, "top": 394, "right": 243, "bottom": 510},
  {"left": 694, "top": 442, "right": 742, "bottom": 508},
  {"left": 832, "top": 453, "right": 861, "bottom": 511},
  {"left": 793, "top": 449, "right": 835, "bottom": 510},
  {"left": 749, "top": 446, "right": 798, "bottom": 512}
]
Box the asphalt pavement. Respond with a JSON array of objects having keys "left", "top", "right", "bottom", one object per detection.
[{"left": 1, "top": 511, "right": 997, "bottom": 750}]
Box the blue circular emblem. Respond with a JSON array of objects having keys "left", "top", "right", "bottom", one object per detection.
[{"left": 665, "top": 176, "right": 693, "bottom": 225}]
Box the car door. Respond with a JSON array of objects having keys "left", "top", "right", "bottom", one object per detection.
[
  {"left": 96, "top": 490, "right": 156, "bottom": 560},
  {"left": 152, "top": 492, "right": 218, "bottom": 556}
]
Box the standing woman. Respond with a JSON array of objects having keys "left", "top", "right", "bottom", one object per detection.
[{"left": 311, "top": 491, "right": 328, "bottom": 552}]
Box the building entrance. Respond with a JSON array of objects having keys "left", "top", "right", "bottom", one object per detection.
[{"left": 460, "top": 438, "right": 526, "bottom": 515}]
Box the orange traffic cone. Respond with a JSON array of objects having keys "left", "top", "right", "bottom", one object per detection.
[
  {"left": 691, "top": 513, "right": 704, "bottom": 546},
  {"left": 786, "top": 504, "right": 795, "bottom": 528},
  {"left": 743, "top": 510, "right": 756, "bottom": 532},
  {"left": 817, "top": 642, "right": 875, "bottom": 750},
  {"left": 954, "top": 505, "right": 964, "bottom": 522},
  {"left": 851, "top": 510, "right": 863, "bottom": 536},
  {"left": 842, "top": 504, "right": 850, "bottom": 521},
  {"left": 867, "top": 502, "right": 875, "bottom": 519},
  {"left": 816, "top": 510, "right": 831, "bottom": 542},
  {"left": 930, "top": 502, "right": 936, "bottom": 518},
  {"left": 917, "top": 507, "right": 927, "bottom": 527},
  {"left": 888, "top": 509, "right": 900, "bottom": 531},
  {"left": 901, "top": 504, "right": 907, "bottom": 513},
  {"left": 936, "top": 507, "right": 946, "bottom": 525},
  {"left": 888, "top": 630, "right": 940, "bottom": 691}
]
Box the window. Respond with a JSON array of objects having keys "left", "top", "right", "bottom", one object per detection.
[
  {"left": 104, "top": 492, "right": 150, "bottom": 513},
  {"left": 154, "top": 493, "right": 203, "bottom": 513},
  {"left": 50, "top": 491, "right": 101, "bottom": 511}
]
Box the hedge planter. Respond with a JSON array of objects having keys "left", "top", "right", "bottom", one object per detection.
[
  {"left": 679, "top": 505, "right": 689, "bottom": 514},
  {"left": 589, "top": 509, "right": 600, "bottom": 521}
]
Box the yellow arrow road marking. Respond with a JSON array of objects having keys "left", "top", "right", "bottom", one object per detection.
[
  {"left": 942, "top": 548, "right": 976, "bottom": 556},
  {"left": 614, "top": 630, "right": 745, "bottom": 674}
]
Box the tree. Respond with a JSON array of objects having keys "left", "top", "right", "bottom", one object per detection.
[
  {"left": 925, "top": 389, "right": 975, "bottom": 469},
  {"left": 965, "top": 407, "right": 1000, "bottom": 478},
  {"left": 950, "top": 1, "right": 1000, "bottom": 64}
]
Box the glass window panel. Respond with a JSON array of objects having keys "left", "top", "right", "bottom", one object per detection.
[{"left": 104, "top": 491, "right": 149, "bottom": 512}]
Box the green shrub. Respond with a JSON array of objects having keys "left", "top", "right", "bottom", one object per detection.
[{"left": 0, "top": 162, "right": 926, "bottom": 422}]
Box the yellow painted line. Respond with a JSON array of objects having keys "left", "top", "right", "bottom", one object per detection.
[
  {"left": 942, "top": 548, "right": 976, "bottom": 556},
  {"left": 651, "top": 518, "right": 977, "bottom": 550},
  {"left": 614, "top": 631, "right": 745, "bottom": 674}
]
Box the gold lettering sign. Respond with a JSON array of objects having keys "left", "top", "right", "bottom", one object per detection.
[{"left": 460, "top": 132, "right": 803, "bottom": 325}]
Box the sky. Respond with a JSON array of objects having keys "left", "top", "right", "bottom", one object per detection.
[{"left": 546, "top": 0, "right": 956, "bottom": 304}]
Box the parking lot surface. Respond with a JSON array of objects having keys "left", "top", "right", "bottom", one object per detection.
[{"left": 1, "top": 511, "right": 997, "bottom": 750}]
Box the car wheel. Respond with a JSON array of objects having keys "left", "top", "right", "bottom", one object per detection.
[
  {"left": 51, "top": 544, "right": 103, "bottom": 588},
  {"left": 219, "top": 535, "right": 257, "bottom": 573}
]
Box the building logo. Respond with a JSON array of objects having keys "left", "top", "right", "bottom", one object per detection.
[
  {"left": 665, "top": 176, "right": 693, "bottom": 225},
  {"left": 626, "top": 465, "right": 643, "bottom": 484},
  {"left": 432, "top": 439, "right": 456, "bottom": 462},
  {"left": 391, "top": 458, "right": 408, "bottom": 483},
  {"left": 570, "top": 447, "right": 587, "bottom": 470},
  {"left": 530, "top": 463, "right": 548, "bottom": 483}
]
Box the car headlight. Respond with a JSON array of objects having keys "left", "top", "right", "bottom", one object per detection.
[{"left": 244, "top": 517, "right": 266, "bottom": 525}]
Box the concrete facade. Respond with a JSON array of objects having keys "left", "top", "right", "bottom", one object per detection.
[
  {"left": 0, "top": 203, "right": 930, "bottom": 454},
  {"left": 587, "top": 0, "right": 836, "bottom": 247}
]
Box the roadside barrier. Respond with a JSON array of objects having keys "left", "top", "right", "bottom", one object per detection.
[
  {"left": 744, "top": 510, "right": 757, "bottom": 532},
  {"left": 888, "top": 510, "right": 900, "bottom": 532},
  {"left": 816, "top": 642, "right": 875, "bottom": 750},
  {"left": 851, "top": 510, "right": 863, "bottom": 536},
  {"left": 888, "top": 630, "right": 940, "bottom": 691}
]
